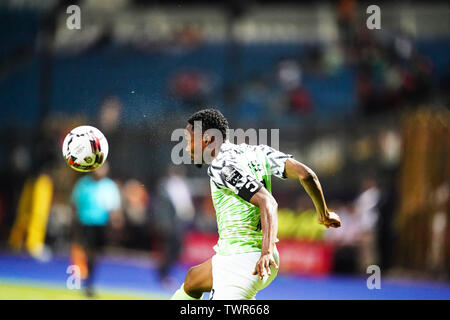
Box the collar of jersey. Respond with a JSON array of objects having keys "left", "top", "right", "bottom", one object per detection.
[
  {"left": 210, "top": 140, "right": 234, "bottom": 165},
  {"left": 218, "top": 139, "right": 237, "bottom": 154}
]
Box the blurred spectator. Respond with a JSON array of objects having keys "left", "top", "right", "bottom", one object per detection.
[
  {"left": 7, "top": 126, "right": 57, "bottom": 261},
  {"left": 165, "top": 166, "right": 195, "bottom": 223},
  {"left": 46, "top": 203, "right": 73, "bottom": 253},
  {"left": 97, "top": 96, "right": 123, "bottom": 179},
  {"left": 356, "top": 64, "right": 380, "bottom": 116},
  {"left": 375, "top": 173, "right": 397, "bottom": 272},
  {"left": 122, "top": 179, "right": 150, "bottom": 250},
  {"left": 171, "top": 24, "right": 204, "bottom": 50},
  {"left": 152, "top": 165, "right": 195, "bottom": 287},
  {"left": 337, "top": 0, "right": 358, "bottom": 49},
  {"left": 278, "top": 60, "right": 302, "bottom": 91},
  {"left": 277, "top": 59, "right": 313, "bottom": 116},
  {"left": 8, "top": 171, "right": 53, "bottom": 261},
  {"left": 427, "top": 182, "right": 449, "bottom": 277},
  {"left": 98, "top": 96, "right": 122, "bottom": 135},
  {"left": 354, "top": 177, "right": 381, "bottom": 271},
  {"left": 407, "top": 55, "right": 433, "bottom": 106},
  {"left": 325, "top": 202, "right": 362, "bottom": 274},
  {"left": 288, "top": 86, "right": 313, "bottom": 116},
  {"left": 195, "top": 194, "right": 218, "bottom": 233},
  {"left": 170, "top": 70, "right": 214, "bottom": 111},
  {"left": 71, "top": 163, "right": 122, "bottom": 297}
]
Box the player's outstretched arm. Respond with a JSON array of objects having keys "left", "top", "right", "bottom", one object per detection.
[
  {"left": 284, "top": 158, "right": 341, "bottom": 229},
  {"left": 250, "top": 188, "right": 279, "bottom": 280}
]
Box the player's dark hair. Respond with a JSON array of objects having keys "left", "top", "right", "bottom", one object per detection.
[{"left": 187, "top": 108, "right": 229, "bottom": 140}]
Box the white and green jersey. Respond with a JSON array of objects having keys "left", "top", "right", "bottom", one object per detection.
[{"left": 207, "top": 141, "right": 292, "bottom": 255}]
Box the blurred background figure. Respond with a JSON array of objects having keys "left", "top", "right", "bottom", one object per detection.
[
  {"left": 152, "top": 165, "right": 195, "bottom": 288},
  {"left": 8, "top": 169, "right": 53, "bottom": 261},
  {"left": 8, "top": 127, "right": 56, "bottom": 261},
  {"left": 121, "top": 179, "right": 150, "bottom": 250},
  {"left": 71, "top": 162, "right": 122, "bottom": 297},
  {"left": 98, "top": 96, "right": 122, "bottom": 135},
  {"left": 325, "top": 202, "right": 362, "bottom": 274},
  {"left": 354, "top": 177, "right": 381, "bottom": 271},
  {"left": 170, "top": 70, "right": 214, "bottom": 111}
]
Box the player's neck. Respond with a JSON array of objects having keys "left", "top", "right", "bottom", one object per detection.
[{"left": 209, "top": 139, "right": 228, "bottom": 159}]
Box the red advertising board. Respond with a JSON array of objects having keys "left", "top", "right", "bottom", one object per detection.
[
  {"left": 180, "top": 232, "right": 334, "bottom": 275},
  {"left": 276, "top": 239, "right": 334, "bottom": 275}
]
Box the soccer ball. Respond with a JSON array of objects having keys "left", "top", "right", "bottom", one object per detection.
[{"left": 62, "top": 125, "right": 109, "bottom": 172}]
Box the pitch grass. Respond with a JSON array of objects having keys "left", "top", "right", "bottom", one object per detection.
[{"left": 0, "top": 280, "right": 168, "bottom": 300}]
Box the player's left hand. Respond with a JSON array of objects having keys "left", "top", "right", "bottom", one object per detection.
[
  {"left": 252, "top": 253, "right": 278, "bottom": 280},
  {"left": 318, "top": 211, "right": 341, "bottom": 229}
]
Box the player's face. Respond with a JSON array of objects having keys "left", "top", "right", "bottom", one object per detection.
[
  {"left": 184, "top": 123, "right": 209, "bottom": 164},
  {"left": 185, "top": 123, "right": 198, "bottom": 161}
]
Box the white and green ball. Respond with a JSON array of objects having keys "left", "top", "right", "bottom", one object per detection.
[{"left": 62, "top": 125, "right": 109, "bottom": 172}]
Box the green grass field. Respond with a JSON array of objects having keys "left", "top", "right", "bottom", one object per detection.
[{"left": 0, "top": 280, "right": 165, "bottom": 300}]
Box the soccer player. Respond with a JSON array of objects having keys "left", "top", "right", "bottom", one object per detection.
[{"left": 171, "top": 109, "right": 341, "bottom": 300}]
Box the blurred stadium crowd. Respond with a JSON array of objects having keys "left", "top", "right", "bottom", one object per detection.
[{"left": 0, "top": 0, "right": 449, "bottom": 286}]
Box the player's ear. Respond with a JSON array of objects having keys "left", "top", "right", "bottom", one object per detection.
[{"left": 203, "top": 133, "right": 211, "bottom": 145}]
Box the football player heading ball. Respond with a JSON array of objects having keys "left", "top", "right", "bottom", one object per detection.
[{"left": 171, "top": 108, "right": 341, "bottom": 300}]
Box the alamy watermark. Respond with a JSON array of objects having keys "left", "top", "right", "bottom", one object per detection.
[
  {"left": 66, "top": 4, "right": 380, "bottom": 31},
  {"left": 366, "top": 5, "right": 381, "bottom": 30},
  {"left": 66, "top": 5, "right": 81, "bottom": 30},
  {"left": 366, "top": 265, "right": 381, "bottom": 290},
  {"left": 66, "top": 265, "right": 81, "bottom": 290},
  {"left": 171, "top": 121, "right": 280, "bottom": 165}
]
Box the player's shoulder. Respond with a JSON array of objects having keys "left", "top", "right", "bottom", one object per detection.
[
  {"left": 225, "top": 141, "right": 269, "bottom": 155},
  {"left": 209, "top": 142, "right": 266, "bottom": 167},
  {"left": 238, "top": 143, "right": 281, "bottom": 161},
  {"left": 253, "top": 143, "right": 277, "bottom": 154}
]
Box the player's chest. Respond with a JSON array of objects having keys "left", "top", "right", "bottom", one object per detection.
[{"left": 238, "top": 153, "right": 269, "bottom": 184}]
